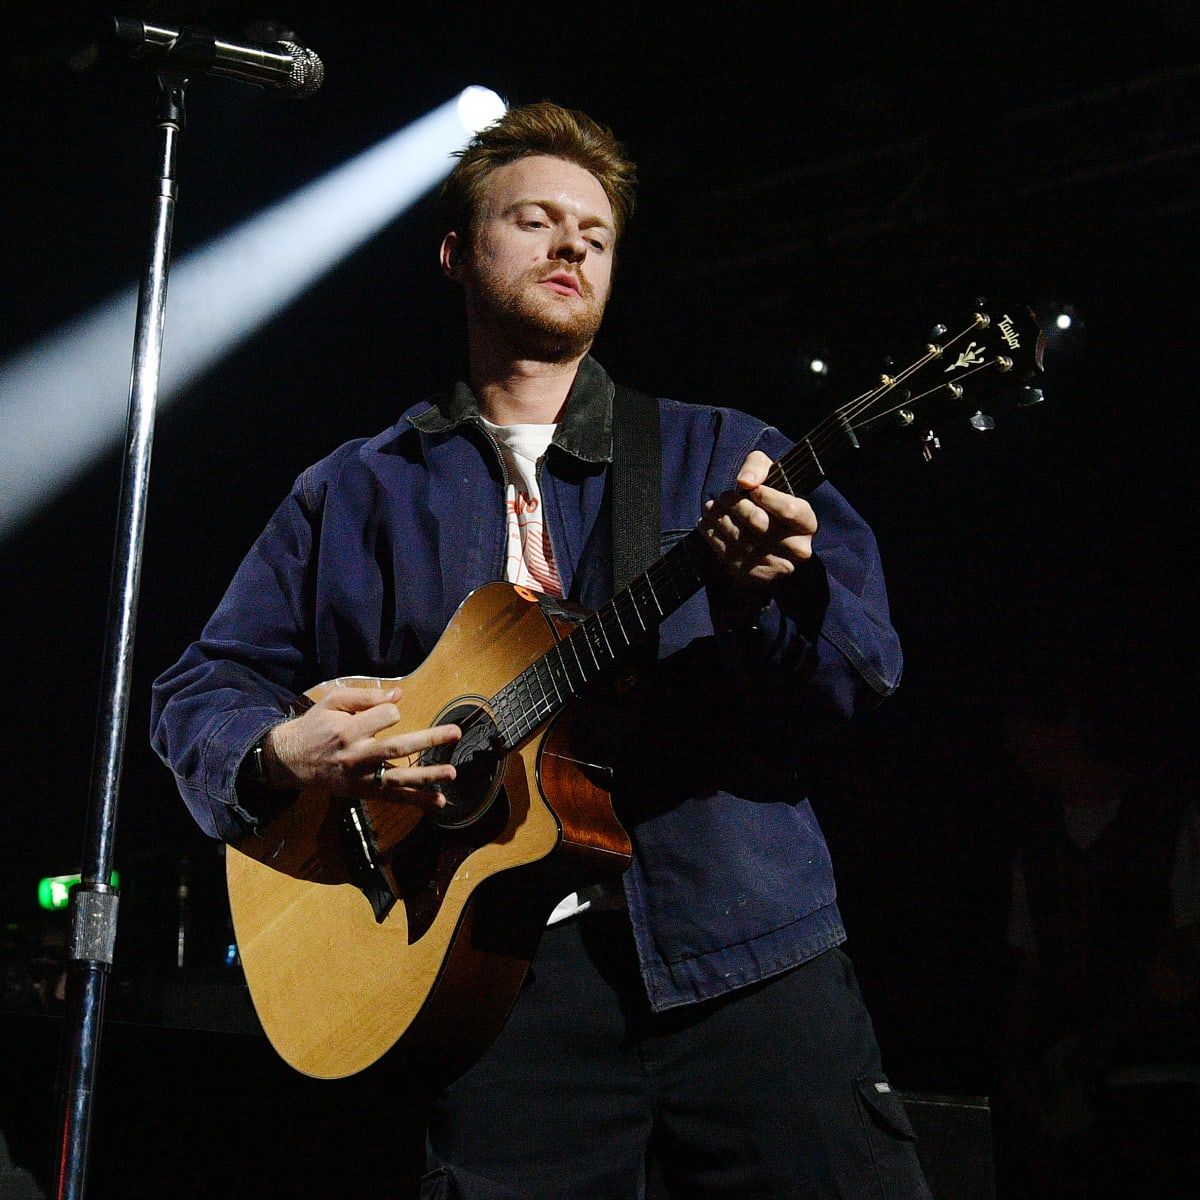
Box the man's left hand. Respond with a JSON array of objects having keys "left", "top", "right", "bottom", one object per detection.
[{"left": 699, "top": 450, "right": 818, "bottom": 589}]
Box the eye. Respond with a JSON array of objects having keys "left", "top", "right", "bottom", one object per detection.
[
  {"left": 587, "top": 238, "right": 608, "bottom": 252},
  {"left": 520, "top": 219, "right": 547, "bottom": 230}
]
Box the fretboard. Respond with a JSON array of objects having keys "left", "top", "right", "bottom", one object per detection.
[
  {"left": 479, "top": 309, "right": 1040, "bottom": 748},
  {"left": 484, "top": 417, "right": 853, "bottom": 751}
]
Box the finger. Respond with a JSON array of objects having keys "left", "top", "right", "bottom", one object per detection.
[
  {"left": 377, "top": 723, "right": 462, "bottom": 760},
  {"left": 376, "top": 763, "right": 458, "bottom": 810},
  {"left": 725, "top": 498, "right": 771, "bottom": 537},
  {"left": 383, "top": 762, "right": 457, "bottom": 788},
  {"left": 777, "top": 532, "right": 815, "bottom": 562},
  {"left": 702, "top": 496, "right": 753, "bottom": 539},
  {"left": 699, "top": 516, "right": 732, "bottom": 557},
  {"left": 748, "top": 553, "right": 799, "bottom": 581},
  {"left": 735, "top": 449, "right": 774, "bottom": 490},
  {"left": 348, "top": 701, "right": 403, "bottom": 741},
  {"left": 392, "top": 785, "right": 450, "bottom": 812},
  {"left": 748, "top": 487, "right": 818, "bottom": 533},
  {"left": 323, "top": 685, "right": 401, "bottom": 714}
]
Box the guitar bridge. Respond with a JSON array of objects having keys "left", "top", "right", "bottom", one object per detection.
[{"left": 340, "top": 799, "right": 397, "bottom": 924}]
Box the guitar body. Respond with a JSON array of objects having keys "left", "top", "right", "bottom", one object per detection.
[{"left": 226, "top": 582, "right": 632, "bottom": 1081}]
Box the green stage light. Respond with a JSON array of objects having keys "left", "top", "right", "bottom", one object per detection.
[{"left": 37, "top": 872, "right": 121, "bottom": 911}]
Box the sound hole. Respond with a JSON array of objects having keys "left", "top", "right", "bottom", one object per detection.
[{"left": 420, "top": 701, "right": 504, "bottom": 829}]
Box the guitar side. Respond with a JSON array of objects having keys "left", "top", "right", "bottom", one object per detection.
[{"left": 226, "top": 582, "right": 632, "bottom": 1081}]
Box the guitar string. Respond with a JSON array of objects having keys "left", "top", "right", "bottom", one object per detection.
[
  {"left": 776, "top": 318, "right": 987, "bottom": 487},
  {"left": 417, "top": 320, "right": 1008, "bottom": 762},
  {"left": 436, "top": 348, "right": 1001, "bottom": 759},
  {"left": 769, "top": 321, "right": 1006, "bottom": 495},
  {"left": 791, "top": 316, "right": 990, "bottom": 466}
]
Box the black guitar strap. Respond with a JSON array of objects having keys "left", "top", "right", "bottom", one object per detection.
[{"left": 610, "top": 384, "right": 662, "bottom": 593}]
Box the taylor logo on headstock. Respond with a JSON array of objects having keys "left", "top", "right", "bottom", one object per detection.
[
  {"left": 998, "top": 314, "right": 1021, "bottom": 350},
  {"left": 944, "top": 341, "right": 986, "bottom": 373}
]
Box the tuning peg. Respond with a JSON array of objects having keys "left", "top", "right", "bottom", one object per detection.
[
  {"left": 969, "top": 410, "right": 996, "bottom": 432},
  {"left": 921, "top": 430, "right": 940, "bottom": 462},
  {"left": 929, "top": 323, "right": 948, "bottom": 339},
  {"left": 1018, "top": 386, "right": 1045, "bottom": 407}
]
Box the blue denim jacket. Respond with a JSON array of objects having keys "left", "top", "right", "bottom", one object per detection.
[{"left": 150, "top": 357, "right": 902, "bottom": 1011}]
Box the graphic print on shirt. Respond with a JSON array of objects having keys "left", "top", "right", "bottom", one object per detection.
[
  {"left": 506, "top": 488, "right": 562, "bottom": 596},
  {"left": 481, "top": 418, "right": 563, "bottom": 599}
]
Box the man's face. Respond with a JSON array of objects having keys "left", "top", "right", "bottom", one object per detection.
[{"left": 458, "top": 154, "right": 616, "bottom": 362}]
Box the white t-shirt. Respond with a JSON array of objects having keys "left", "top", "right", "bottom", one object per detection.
[
  {"left": 480, "top": 418, "right": 624, "bottom": 925},
  {"left": 479, "top": 417, "right": 563, "bottom": 597}
]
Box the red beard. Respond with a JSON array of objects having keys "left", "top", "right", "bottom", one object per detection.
[{"left": 468, "top": 263, "right": 609, "bottom": 363}]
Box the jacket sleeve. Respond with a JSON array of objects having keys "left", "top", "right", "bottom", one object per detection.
[
  {"left": 149, "top": 472, "right": 322, "bottom": 842},
  {"left": 706, "top": 421, "right": 903, "bottom": 724}
]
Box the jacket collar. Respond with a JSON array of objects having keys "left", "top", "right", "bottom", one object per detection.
[{"left": 409, "top": 354, "right": 613, "bottom": 464}]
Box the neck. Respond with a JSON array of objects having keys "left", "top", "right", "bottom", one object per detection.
[{"left": 467, "top": 333, "right": 587, "bottom": 425}]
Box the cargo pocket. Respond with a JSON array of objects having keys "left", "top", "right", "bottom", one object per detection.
[
  {"left": 420, "top": 1164, "right": 526, "bottom": 1200},
  {"left": 855, "top": 1079, "right": 929, "bottom": 1198}
]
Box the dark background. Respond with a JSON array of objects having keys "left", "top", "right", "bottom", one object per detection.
[{"left": 1, "top": 1, "right": 1197, "bottom": 1193}]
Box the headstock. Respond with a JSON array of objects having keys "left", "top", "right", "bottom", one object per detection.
[
  {"left": 768, "top": 303, "right": 1045, "bottom": 494},
  {"left": 845, "top": 303, "right": 1045, "bottom": 458}
]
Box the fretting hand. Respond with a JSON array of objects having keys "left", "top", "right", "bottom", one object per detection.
[{"left": 699, "top": 450, "right": 818, "bottom": 589}]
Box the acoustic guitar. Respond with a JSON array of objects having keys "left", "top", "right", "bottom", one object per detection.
[{"left": 227, "top": 305, "right": 1044, "bottom": 1081}]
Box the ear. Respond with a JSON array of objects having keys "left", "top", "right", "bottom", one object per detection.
[{"left": 440, "top": 231, "right": 466, "bottom": 280}]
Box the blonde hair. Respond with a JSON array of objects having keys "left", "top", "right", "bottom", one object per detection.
[{"left": 441, "top": 101, "right": 638, "bottom": 244}]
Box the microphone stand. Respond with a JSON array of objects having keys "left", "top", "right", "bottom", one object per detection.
[{"left": 52, "top": 69, "right": 188, "bottom": 1200}]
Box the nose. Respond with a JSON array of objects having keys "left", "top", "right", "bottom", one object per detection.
[{"left": 551, "top": 220, "right": 587, "bottom": 264}]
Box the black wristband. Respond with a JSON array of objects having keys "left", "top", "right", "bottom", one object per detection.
[{"left": 248, "top": 736, "right": 270, "bottom": 787}]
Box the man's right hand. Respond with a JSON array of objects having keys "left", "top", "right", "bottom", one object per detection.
[{"left": 263, "top": 686, "right": 460, "bottom": 811}]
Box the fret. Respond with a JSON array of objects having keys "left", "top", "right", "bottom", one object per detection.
[
  {"left": 566, "top": 633, "right": 595, "bottom": 691},
  {"left": 606, "top": 600, "right": 630, "bottom": 646},
  {"left": 492, "top": 689, "right": 510, "bottom": 734},
  {"left": 545, "top": 646, "right": 575, "bottom": 700},
  {"left": 658, "top": 560, "right": 689, "bottom": 610},
  {"left": 516, "top": 670, "right": 539, "bottom": 726},
  {"left": 625, "top": 584, "right": 649, "bottom": 632},
  {"left": 642, "top": 569, "right": 663, "bottom": 617},
  {"left": 531, "top": 658, "right": 555, "bottom": 712},
  {"left": 767, "top": 460, "right": 795, "bottom": 496},
  {"left": 774, "top": 444, "right": 823, "bottom": 496},
  {"left": 592, "top": 613, "right": 615, "bottom": 660},
  {"left": 575, "top": 621, "right": 602, "bottom": 674},
  {"left": 492, "top": 684, "right": 519, "bottom": 749},
  {"left": 541, "top": 659, "right": 561, "bottom": 708},
  {"left": 803, "top": 438, "right": 826, "bottom": 481}
]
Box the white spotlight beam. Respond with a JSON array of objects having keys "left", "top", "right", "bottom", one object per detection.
[{"left": 0, "top": 86, "right": 506, "bottom": 541}]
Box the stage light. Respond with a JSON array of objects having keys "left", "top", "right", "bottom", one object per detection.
[
  {"left": 1040, "top": 301, "right": 1083, "bottom": 341},
  {"left": 0, "top": 86, "right": 507, "bottom": 542},
  {"left": 791, "top": 341, "right": 833, "bottom": 393},
  {"left": 457, "top": 85, "right": 507, "bottom": 133},
  {"left": 38, "top": 872, "right": 121, "bottom": 911}
]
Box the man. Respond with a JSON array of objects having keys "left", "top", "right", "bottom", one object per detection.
[
  {"left": 152, "top": 102, "right": 928, "bottom": 1198},
  {"left": 1001, "top": 694, "right": 1200, "bottom": 1198}
]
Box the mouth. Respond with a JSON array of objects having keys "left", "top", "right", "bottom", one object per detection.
[{"left": 539, "top": 272, "right": 582, "bottom": 297}]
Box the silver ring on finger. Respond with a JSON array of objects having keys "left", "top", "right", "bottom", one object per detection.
[{"left": 373, "top": 762, "right": 388, "bottom": 789}]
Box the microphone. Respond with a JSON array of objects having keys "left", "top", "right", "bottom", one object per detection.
[{"left": 109, "top": 16, "right": 324, "bottom": 98}]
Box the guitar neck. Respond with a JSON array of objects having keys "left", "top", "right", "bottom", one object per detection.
[
  {"left": 489, "top": 420, "right": 843, "bottom": 750},
  {"left": 489, "top": 306, "right": 1043, "bottom": 750}
]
